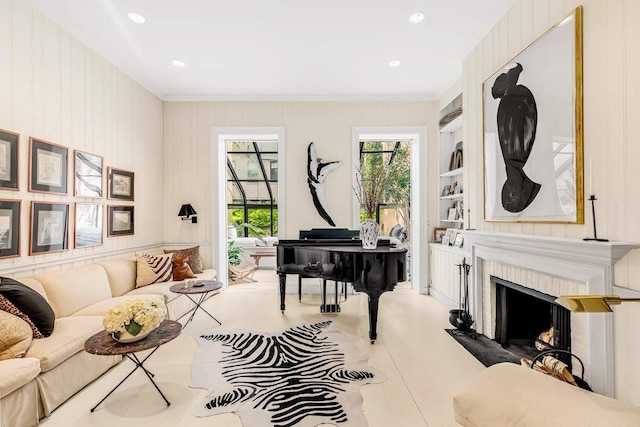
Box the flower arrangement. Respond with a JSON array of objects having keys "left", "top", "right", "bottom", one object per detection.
[{"left": 103, "top": 299, "right": 166, "bottom": 339}]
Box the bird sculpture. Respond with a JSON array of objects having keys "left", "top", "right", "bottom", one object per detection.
[{"left": 307, "top": 142, "right": 341, "bottom": 226}]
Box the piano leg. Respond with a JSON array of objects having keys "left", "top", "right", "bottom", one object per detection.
[
  {"left": 367, "top": 291, "right": 383, "bottom": 343},
  {"left": 279, "top": 274, "right": 287, "bottom": 312}
]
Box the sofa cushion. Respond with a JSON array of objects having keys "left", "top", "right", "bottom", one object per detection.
[
  {"left": 0, "top": 277, "right": 56, "bottom": 338},
  {"left": 172, "top": 256, "right": 196, "bottom": 281},
  {"left": 164, "top": 246, "right": 203, "bottom": 274},
  {"left": 126, "top": 269, "right": 217, "bottom": 302},
  {"left": 33, "top": 264, "right": 113, "bottom": 318},
  {"left": 24, "top": 316, "right": 105, "bottom": 372},
  {"left": 71, "top": 294, "right": 164, "bottom": 317},
  {"left": 136, "top": 252, "right": 173, "bottom": 287},
  {"left": 0, "top": 310, "right": 33, "bottom": 360},
  {"left": 453, "top": 362, "right": 640, "bottom": 427},
  {"left": 0, "top": 357, "right": 40, "bottom": 399},
  {"left": 15, "top": 277, "right": 48, "bottom": 300},
  {"left": 99, "top": 258, "right": 137, "bottom": 297}
]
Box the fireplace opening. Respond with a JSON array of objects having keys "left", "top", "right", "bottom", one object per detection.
[{"left": 492, "top": 276, "right": 571, "bottom": 365}]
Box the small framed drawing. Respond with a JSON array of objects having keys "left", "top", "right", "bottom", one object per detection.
[
  {"left": 442, "top": 236, "right": 450, "bottom": 246},
  {"left": 448, "top": 207, "right": 458, "bottom": 221},
  {"left": 29, "top": 138, "right": 68, "bottom": 195},
  {"left": 0, "top": 129, "right": 19, "bottom": 190},
  {"left": 441, "top": 185, "right": 451, "bottom": 197},
  {"left": 0, "top": 199, "right": 20, "bottom": 258},
  {"left": 74, "top": 151, "right": 103, "bottom": 197},
  {"left": 108, "top": 205, "right": 134, "bottom": 236},
  {"left": 30, "top": 202, "right": 69, "bottom": 255},
  {"left": 433, "top": 227, "right": 447, "bottom": 243},
  {"left": 108, "top": 167, "right": 134, "bottom": 201},
  {"left": 454, "top": 233, "right": 464, "bottom": 248},
  {"left": 75, "top": 203, "right": 103, "bottom": 248}
]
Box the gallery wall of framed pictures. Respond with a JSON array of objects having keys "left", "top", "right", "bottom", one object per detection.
[{"left": 0, "top": 129, "right": 136, "bottom": 259}]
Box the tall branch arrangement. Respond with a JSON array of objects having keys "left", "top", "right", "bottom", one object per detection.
[{"left": 354, "top": 162, "right": 387, "bottom": 219}]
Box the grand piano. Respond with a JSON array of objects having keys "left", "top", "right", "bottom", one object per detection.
[{"left": 276, "top": 228, "right": 407, "bottom": 343}]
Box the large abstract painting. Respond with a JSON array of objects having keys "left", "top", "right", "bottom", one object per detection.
[{"left": 483, "top": 6, "right": 583, "bottom": 223}]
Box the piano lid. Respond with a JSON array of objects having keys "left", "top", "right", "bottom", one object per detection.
[{"left": 298, "top": 228, "right": 360, "bottom": 240}]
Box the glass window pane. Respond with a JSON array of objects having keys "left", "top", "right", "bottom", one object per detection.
[
  {"left": 243, "top": 181, "right": 271, "bottom": 203},
  {"left": 226, "top": 182, "right": 244, "bottom": 204},
  {"left": 227, "top": 141, "right": 254, "bottom": 152},
  {"left": 255, "top": 141, "right": 278, "bottom": 152},
  {"left": 228, "top": 153, "right": 261, "bottom": 180},
  {"left": 246, "top": 208, "right": 278, "bottom": 236}
]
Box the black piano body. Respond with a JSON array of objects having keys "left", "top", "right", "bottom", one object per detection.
[{"left": 276, "top": 229, "right": 407, "bottom": 343}]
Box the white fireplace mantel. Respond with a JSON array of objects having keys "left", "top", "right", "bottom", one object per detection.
[{"left": 463, "top": 230, "right": 640, "bottom": 397}]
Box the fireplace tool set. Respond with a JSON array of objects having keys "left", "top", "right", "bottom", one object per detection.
[{"left": 449, "top": 258, "right": 475, "bottom": 337}]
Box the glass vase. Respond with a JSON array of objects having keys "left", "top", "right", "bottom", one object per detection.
[{"left": 360, "top": 219, "right": 379, "bottom": 249}]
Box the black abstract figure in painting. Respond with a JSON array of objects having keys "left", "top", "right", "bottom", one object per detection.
[
  {"left": 492, "top": 62, "right": 541, "bottom": 213},
  {"left": 307, "top": 142, "right": 341, "bottom": 226}
]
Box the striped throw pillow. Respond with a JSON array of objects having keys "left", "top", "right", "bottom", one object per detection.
[{"left": 135, "top": 252, "right": 173, "bottom": 288}]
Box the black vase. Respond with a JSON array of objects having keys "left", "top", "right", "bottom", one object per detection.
[{"left": 449, "top": 309, "right": 473, "bottom": 331}]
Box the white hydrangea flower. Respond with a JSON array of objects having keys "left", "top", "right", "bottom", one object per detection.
[{"left": 103, "top": 299, "right": 167, "bottom": 336}]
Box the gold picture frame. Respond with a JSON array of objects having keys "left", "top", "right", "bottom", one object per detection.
[{"left": 482, "top": 6, "right": 583, "bottom": 223}]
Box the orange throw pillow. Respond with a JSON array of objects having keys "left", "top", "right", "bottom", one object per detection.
[{"left": 172, "top": 256, "right": 197, "bottom": 281}]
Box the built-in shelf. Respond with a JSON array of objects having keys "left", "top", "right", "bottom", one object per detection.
[
  {"left": 439, "top": 114, "right": 463, "bottom": 133},
  {"left": 440, "top": 194, "right": 464, "bottom": 200},
  {"left": 439, "top": 167, "right": 463, "bottom": 178},
  {"left": 438, "top": 93, "right": 463, "bottom": 230}
]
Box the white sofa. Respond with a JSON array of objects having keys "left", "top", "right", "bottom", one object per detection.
[
  {"left": 231, "top": 236, "right": 278, "bottom": 267},
  {"left": 0, "top": 256, "right": 216, "bottom": 427},
  {"left": 453, "top": 362, "right": 640, "bottom": 426}
]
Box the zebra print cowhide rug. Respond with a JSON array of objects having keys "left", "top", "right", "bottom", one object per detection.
[{"left": 190, "top": 321, "right": 384, "bottom": 427}]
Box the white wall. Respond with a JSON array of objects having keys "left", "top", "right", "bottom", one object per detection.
[
  {"left": 0, "top": 0, "right": 164, "bottom": 275},
  {"left": 162, "top": 101, "right": 438, "bottom": 276},
  {"left": 463, "top": 0, "right": 640, "bottom": 403}
]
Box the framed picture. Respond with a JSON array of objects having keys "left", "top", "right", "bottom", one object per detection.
[
  {"left": 0, "top": 129, "right": 19, "bottom": 190},
  {"left": 74, "top": 150, "right": 103, "bottom": 197},
  {"left": 433, "top": 227, "right": 447, "bottom": 243},
  {"left": 448, "top": 207, "right": 458, "bottom": 221},
  {"left": 482, "top": 6, "right": 583, "bottom": 223},
  {"left": 441, "top": 185, "right": 451, "bottom": 197},
  {"left": 30, "top": 202, "right": 69, "bottom": 255},
  {"left": 444, "top": 228, "right": 456, "bottom": 246},
  {"left": 75, "top": 203, "right": 103, "bottom": 248},
  {"left": 454, "top": 233, "right": 464, "bottom": 248},
  {"left": 29, "top": 137, "right": 68, "bottom": 194},
  {"left": 108, "top": 167, "right": 134, "bottom": 201},
  {"left": 108, "top": 205, "right": 134, "bottom": 236},
  {"left": 0, "top": 199, "right": 20, "bottom": 258}
]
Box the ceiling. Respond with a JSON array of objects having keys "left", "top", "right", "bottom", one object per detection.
[{"left": 30, "top": 0, "right": 517, "bottom": 101}]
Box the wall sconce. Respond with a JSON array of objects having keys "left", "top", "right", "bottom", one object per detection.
[
  {"left": 555, "top": 295, "right": 640, "bottom": 313},
  {"left": 178, "top": 204, "right": 197, "bottom": 223}
]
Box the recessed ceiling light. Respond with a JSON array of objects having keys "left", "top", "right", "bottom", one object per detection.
[
  {"left": 127, "top": 12, "right": 146, "bottom": 23},
  {"left": 388, "top": 60, "right": 400, "bottom": 68},
  {"left": 408, "top": 12, "right": 424, "bottom": 24},
  {"left": 172, "top": 60, "right": 185, "bottom": 67}
]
